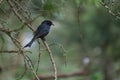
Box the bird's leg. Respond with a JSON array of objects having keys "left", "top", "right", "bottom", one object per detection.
[{"left": 41, "top": 37, "right": 46, "bottom": 41}]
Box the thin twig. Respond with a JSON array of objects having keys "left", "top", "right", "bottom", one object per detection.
[
  {"left": 0, "top": 26, "right": 11, "bottom": 33},
  {"left": 13, "top": 0, "right": 29, "bottom": 14},
  {"left": 42, "top": 40, "right": 57, "bottom": 80},
  {"left": 100, "top": 2, "right": 120, "bottom": 20},
  {"left": 12, "top": 0, "right": 32, "bottom": 21},
  {"left": 7, "top": 33, "right": 22, "bottom": 48},
  {"left": 17, "top": 58, "right": 27, "bottom": 80},
  {"left": 22, "top": 54, "right": 40, "bottom": 80},
  {"left": 36, "top": 40, "right": 41, "bottom": 73},
  {"left": 7, "top": 0, "right": 34, "bottom": 31},
  {"left": 0, "top": 50, "right": 19, "bottom": 53},
  {"left": 49, "top": 42, "right": 68, "bottom": 65},
  {"left": 11, "top": 24, "right": 25, "bottom": 32},
  {"left": 0, "top": 34, "right": 5, "bottom": 50}
]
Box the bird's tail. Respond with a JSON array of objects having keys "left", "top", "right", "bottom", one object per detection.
[{"left": 23, "top": 38, "right": 35, "bottom": 48}]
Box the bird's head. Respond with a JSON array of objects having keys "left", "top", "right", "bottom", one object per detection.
[{"left": 42, "top": 20, "right": 54, "bottom": 26}]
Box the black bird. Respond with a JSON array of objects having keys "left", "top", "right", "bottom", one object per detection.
[{"left": 24, "top": 20, "right": 54, "bottom": 48}]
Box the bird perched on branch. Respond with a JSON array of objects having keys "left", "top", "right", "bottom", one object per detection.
[{"left": 24, "top": 20, "right": 54, "bottom": 48}]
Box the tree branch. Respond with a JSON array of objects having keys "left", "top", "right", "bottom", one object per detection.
[
  {"left": 100, "top": 2, "right": 120, "bottom": 20},
  {"left": 0, "top": 26, "right": 11, "bottom": 33},
  {"left": 33, "top": 68, "right": 88, "bottom": 80},
  {"left": 0, "top": 50, "right": 19, "bottom": 53},
  {"left": 42, "top": 40, "right": 57, "bottom": 80},
  {"left": 7, "top": 0, "right": 34, "bottom": 31}
]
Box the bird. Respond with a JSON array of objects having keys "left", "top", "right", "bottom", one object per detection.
[{"left": 23, "top": 20, "right": 54, "bottom": 48}]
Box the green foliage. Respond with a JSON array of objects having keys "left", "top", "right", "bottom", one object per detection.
[{"left": 90, "top": 72, "right": 103, "bottom": 80}]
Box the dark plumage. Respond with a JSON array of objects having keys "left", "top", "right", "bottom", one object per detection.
[{"left": 24, "top": 20, "right": 54, "bottom": 48}]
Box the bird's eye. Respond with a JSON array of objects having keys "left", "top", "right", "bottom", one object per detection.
[{"left": 47, "top": 22, "right": 51, "bottom": 25}]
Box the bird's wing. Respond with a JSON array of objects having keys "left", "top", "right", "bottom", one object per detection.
[
  {"left": 34, "top": 24, "right": 50, "bottom": 39},
  {"left": 34, "top": 29, "right": 49, "bottom": 39}
]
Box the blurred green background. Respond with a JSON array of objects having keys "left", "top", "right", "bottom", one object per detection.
[{"left": 0, "top": 0, "right": 120, "bottom": 80}]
